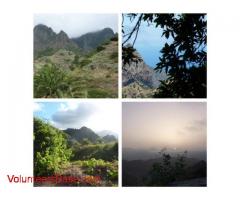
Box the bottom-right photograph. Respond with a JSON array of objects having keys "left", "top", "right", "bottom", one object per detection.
[{"left": 122, "top": 102, "right": 207, "bottom": 187}]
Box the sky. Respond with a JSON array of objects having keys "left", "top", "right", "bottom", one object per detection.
[
  {"left": 33, "top": 101, "right": 120, "bottom": 134},
  {"left": 123, "top": 14, "right": 172, "bottom": 68},
  {"left": 34, "top": 14, "right": 118, "bottom": 38},
  {"left": 122, "top": 102, "right": 207, "bottom": 152}
]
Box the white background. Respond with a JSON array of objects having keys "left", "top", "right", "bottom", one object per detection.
[{"left": 1, "top": 0, "right": 240, "bottom": 199}]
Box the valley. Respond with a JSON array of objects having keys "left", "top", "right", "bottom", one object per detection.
[{"left": 34, "top": 24, "right": 118, "bottom": 98}]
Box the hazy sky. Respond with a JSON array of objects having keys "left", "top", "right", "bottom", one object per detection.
[
  {"left": 34, "top": 101, "right": 120, "bottom": 134},
  {"left": 34, "top": 14, "right": 118, "bottom": 38},
  {"left": 123, "top": 14, "right": 172, "bottom": 68},
  {"left": 122, "top": 102, "right": 207, "bottom": 152}
]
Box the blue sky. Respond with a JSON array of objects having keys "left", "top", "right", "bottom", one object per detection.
[
  {"left": 123, "top": 15, "right": 171, "bottom": 68},
  {"left": 33, "top": 102, "right": 120, "bottom": 133}
]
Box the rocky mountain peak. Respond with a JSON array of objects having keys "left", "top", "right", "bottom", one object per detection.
[{"left": 122, "top": 49, "right": 162, "bottom": 88}]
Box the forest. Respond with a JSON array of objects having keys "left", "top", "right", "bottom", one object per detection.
[{"left": 33, "top": 118, "right": 118, "bottom": 186}]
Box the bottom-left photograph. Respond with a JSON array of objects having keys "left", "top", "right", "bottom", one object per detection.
[{"left": 33, "top": 101, "right": 119, "bottom": 187}]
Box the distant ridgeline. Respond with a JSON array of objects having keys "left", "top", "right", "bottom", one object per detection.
[
  {"left": 34, "top": 24, "right": 116, "bottom": 58},
  {"left": 63, "top": 127, "right": 117, "bottom": 144}
]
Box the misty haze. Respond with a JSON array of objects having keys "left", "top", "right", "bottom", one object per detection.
[{"left": 122, "top": 102, "right": 207, "bottom": 187}]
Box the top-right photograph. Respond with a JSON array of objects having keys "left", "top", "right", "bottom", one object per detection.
[{"left": 122, "top": 13, "right": 207, "bottom": 98}]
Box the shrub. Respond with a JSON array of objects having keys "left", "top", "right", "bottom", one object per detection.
[
  {"left": 72, "top": 55, "right": 80, "bottom": 65},
  {"left": 36, "top": 47, "right": 55, "bottom": 58},
  {"left": 34, "top": 118, "right": 72, "bottom": 176},
  {"left": 96, "top": 46, "right": 105, "bottom": 52},
  {"left": 109, "top": 52, "right": 118, "bottom": 62},
  {"left": 79, "top": 59, "right": 92, "bottom": 67},
  {"left": 34, "top": 64, "right": 72, "bottom": 98},
  {"left": 75, "top": 158, "right": 118, "bottom": 181},
  {"left": 110, "top": 35, "right": 118, "bottom": 41}
]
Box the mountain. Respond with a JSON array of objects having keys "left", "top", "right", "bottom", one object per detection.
[
  {"left": 64, "top": 127, "right": 100, "bottom": 143},
  {"left": 34, "top": 24, "right": 78, "bottom": 58},
  {"left": 63, "top": 127, "right": 118, "bottom": 144},
  {"left": 102, "top": 135, "right": 117, "bottom": 143},
  {"left": 122, "top": 49, "right": 167, "bottom": 98},
  {"left": 34, "top": 24, "right": 118, "bottom": 98},
  {"left": 72, "top": 28, "right": 115, "bottom": 52},
  {"left": 123, "top": 148, "right": 207, "bottom": 161},
  {"left": 97, "top": 130, "right": 118, "bottom": 138}
]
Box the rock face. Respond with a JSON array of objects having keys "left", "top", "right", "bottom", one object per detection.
[
  {"left": 34, "top": 24, "right": 78, "bottom": 57},
  {"left": 72, "top": 28, "right": 115, "bottom": 51},
  {"left": 122, "top": 50, "right": 166, "bottom": 98},
  {"left": 34, "top": 25, "right": 115, "bottom": 57},
  {"left": 122, "top": 50, "right": 165, "bottom": 88}
]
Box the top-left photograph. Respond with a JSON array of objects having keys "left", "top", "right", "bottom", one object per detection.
[{"left": 34, "top": 14, "right": 118, "bottom": 98}]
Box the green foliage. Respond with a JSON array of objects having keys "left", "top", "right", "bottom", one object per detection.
[
  {"left": 34, "top": 64, "right": 73, "bottom": 98},
  {"left": 71, "top": 142, "right": 118, "bottom": 162},
  {"left": 74, "top": 158, "right": 118, "bottom": 181},
  {"left": 36, "top": 47, "right": 56, "bottom": 58},
  {"left": 102, "top": 40, "right": 111, "bottom": 46},
  {"left": 96, "top": 45, "right": 106, "bottom": 52},
  {"left": 122, "top": 14, "right": 207, "bottom": 98},
  {"left": 154, "top": 65, "right": 206, "bottom": 98},
  {"left": 79, "top": 58, "right": 92, "bottom": 67},
  {"left": 69, "top": 65, "right": 75, "bottom": 71},
  {"left": 87, "top": 89, "right": 110, "bottom": 98},
  {"left": 34, "top": 118, "right": 72, "bottom": 176},
  {"left": 109, "top": 52, "right": 118, "bottom": 62},
  {"left": 122, "top": 46, "right": 142, "bottom": 65},
  {"left": 110, "top": 34, "right": 118, "bottom": 41},
  {"left": 72, "top": 55, "right": 80, "bottom": 65}
]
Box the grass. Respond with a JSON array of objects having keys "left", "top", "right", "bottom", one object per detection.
[{"left": 34, "top": 40, "right": 118, "bottom": 98}]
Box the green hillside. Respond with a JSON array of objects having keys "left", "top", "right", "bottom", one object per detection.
[{"left": 33, "top": 118, "right": 118, "bottom": 186}]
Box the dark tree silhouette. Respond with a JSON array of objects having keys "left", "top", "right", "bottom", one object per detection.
[
  {"left": 122, "top": 13, "right": 207, "bottom": 98},
  {"left": 148, "top": 151, "right": 188, "bottom": 186}
]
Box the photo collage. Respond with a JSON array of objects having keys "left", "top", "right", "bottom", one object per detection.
[{"left": 33, "top": 13, "right": 207, "bottom": 187}]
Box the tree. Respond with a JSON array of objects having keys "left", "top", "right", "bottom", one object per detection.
[
  {"left": 148, "top": 151, "right": 188, "bottom": 186},
  {"left": 72, "top": 55, "right": 80, "bottom": 65},
  {"left": 34, "top": 64, "right": 73, "bottom": 98},
  {"left": 122, "top": 14, "right": 207, "bottom": 98},
  {"left": 148, "top": 153, "right": 175, "bottom": 186},
  {"left": 34, "top": 118, "right": 72, "bottom": 176}
]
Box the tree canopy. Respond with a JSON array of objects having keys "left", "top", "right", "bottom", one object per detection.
[
  {"left": 122, "top": 13, "right": 207, "bottom": 98},
  {"left": 34, "top": 118, "right": 72, "bottom": 176}
]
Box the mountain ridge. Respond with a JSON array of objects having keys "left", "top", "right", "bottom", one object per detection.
[
  {"left": 63, "top": 126, "right": 117, "bottom": 143},
  {"left": 122, "top": 49, "right": 167, "bottom": 98},
  {"left": 72, "top": 27, "right": 115, "bottom": 52},
  {"left": 34, "top": 24, "right": 116, "bottom": 58},
  {"left": 34, "top": 24, "right": 78, "bottom": 58}
]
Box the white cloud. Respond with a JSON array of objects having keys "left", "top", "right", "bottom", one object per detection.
[
  {"left": 52, "top": 101, "right": 120, "bottom": 134},
  {"left": 33, "top": 102, "right": 43, "bottom": 112}
]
